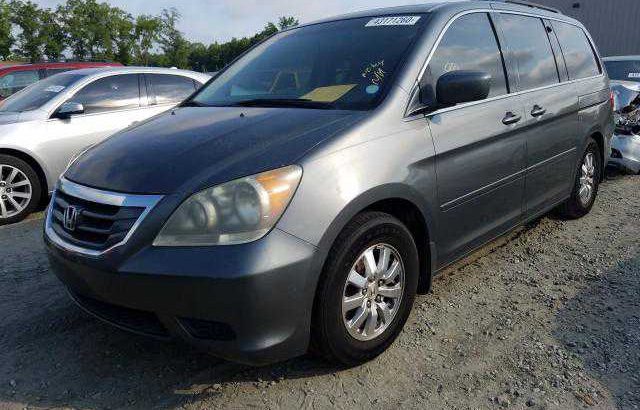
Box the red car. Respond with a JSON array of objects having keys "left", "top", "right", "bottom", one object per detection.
[{"left": 0, "top": 61, "right": 123, "bottom": 101}]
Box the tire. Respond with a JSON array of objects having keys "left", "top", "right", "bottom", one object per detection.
[
  {"left": 557, "top": 137, "right": 601, "bottom": 219},
  {"left": 0, "top": 155, "right": 41, "bottom": 226},
  {"left": 312, "top": 211, "right": 419, "bottom": 366}
]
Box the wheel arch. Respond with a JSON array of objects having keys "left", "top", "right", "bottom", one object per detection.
[
  {"left": 311, "top": 184, "right": 436, "bottom": 302},
  {"left": 0, "top": 148, "right": 49, "bottom": 203}
]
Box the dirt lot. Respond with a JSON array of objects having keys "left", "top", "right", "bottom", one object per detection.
[{"left": 1, "top": 172, "right": 638, "bottom": 410}]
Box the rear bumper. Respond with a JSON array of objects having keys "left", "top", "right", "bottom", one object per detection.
[
  {"left": 608, "top": 133, "right": 640, "bottom": 174},
  {"left": 45, "top": 228, "right": 319, "bottom": 366}
]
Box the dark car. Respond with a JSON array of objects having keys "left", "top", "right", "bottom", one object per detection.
[
  {"left": 45, "top": 0, "right": 613, "bottom": 366},
  {"left": 0, "top": 61, "right": 123, "bottom": 101}
]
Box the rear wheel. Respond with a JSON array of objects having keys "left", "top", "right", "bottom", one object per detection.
[
  {"left": 557, "top": 138, "right": 601, "bottom": 219},
  {"left": 0, "top": 155, "right": 41, "bottom": 226},
  {"left": 312, "top": 212, "right": 419, "bottom": 366}
]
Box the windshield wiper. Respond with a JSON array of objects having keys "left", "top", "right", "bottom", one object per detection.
[{"left": 231, "top": 98, "right": 335, "bottom": 109}]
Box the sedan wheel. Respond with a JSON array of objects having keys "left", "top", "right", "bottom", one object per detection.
[
  {"left": 0, "top": 164, "right": 33, "bottom": 219},
  {"left": 0, "top": 155, "right": 41, "bottom": 226}
]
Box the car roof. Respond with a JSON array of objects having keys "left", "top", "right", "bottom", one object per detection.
[
  {"left": 300, "top": 1, "right": 569, "bottom": 27},
  {"left": 0, "top": 61, "right": 119, "bottom": 71},
  {"left": 603, "top": 56, "right": 640, "bottom": 62},
  {"left": 59, "top": 66, "right": 209, "bottom": 79}
]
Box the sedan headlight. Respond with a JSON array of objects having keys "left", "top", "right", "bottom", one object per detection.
[{"left": 153, "top": 165, "right": 302, "bottom": 246}]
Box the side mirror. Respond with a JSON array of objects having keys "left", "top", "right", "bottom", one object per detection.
[
  {"left": 55, "top": 101, "right": 84, "bottom": 119},
  {"left": 436, "top": 70, "right": 492, "bottom": 106}
]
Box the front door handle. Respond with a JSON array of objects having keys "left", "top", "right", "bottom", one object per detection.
[
  {"left": 531, "top": 105, "right": 547, "bottom": 117},
  {"left": 502, "top": 111, "right": 522, "bottom": 125}
]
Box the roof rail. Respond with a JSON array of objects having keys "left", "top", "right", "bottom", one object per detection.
[{"left": 489, "top": 0, "right": 562, "bottom": 14}]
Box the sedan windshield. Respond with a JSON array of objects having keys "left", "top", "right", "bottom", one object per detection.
[
  {"left": 604, "top": 60, "right": 640, "bottom": 82},
  {"left": 189, "top": 15, "right": 427, "bottom": 110},
  {"left": 0, "top": 73, "right": 84, "bottom": 113}
]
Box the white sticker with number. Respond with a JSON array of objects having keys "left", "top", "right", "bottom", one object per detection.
[
  {"left": 366, "top": 16, "right": 421, "bottom": 27},
  {"left": 628, "top": 73, "right": 640, "bottom": 78}
]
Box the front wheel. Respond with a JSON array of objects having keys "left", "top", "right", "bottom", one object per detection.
[
  {"left": 312, "top": 212, "right": 419, "bottom": 366},
  {"left": 557, "top": 137, "right": 601, "bottom": 219},
  {"left": 0, "top": 155, "right": 41, "bottom": 226}
]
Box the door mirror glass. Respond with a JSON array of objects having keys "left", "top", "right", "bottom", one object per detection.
[
  {"left": 56, "top": 101, "right": 85, "bottom": 119},
  {"left": 435, "top": 70, "right": 491, "bottom": 106}
]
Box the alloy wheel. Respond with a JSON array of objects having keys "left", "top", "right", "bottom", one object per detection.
[
  {"left": 341, "top": 243, "right": 405, "bottom": 341},
  {"left": 0, "top": 164, "right": 32, "bottom": 219},
  {"left": 578, "top": 152, "right": 596, "bottom": 206}
]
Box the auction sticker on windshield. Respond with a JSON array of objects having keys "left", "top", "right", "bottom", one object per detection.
[{"left": 365, "top": 16, "right": 421, "bottom": 27}]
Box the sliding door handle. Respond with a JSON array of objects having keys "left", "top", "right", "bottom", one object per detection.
[
  {"left": 502, "top": 111, "right": 522, "bottom": 125},
  {"left": 531, "top": 105, "right": 547, "bottom": 117}
]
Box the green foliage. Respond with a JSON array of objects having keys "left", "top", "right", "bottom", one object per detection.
[
  {"left": 10, "top": 0, "right": 44, "bottom": 62},
  {"left": 158, "top": 8, "right": 189, "bottom": 68},
  {"left": 134, "top": 14, "right": 162, "bottom": 66},
  {"left": 40, "top": 8, "right": 65, "bottom": 60},
  {"left": 0, "top": 0, "right": 13, "bottom": 60},
  {"left": 2, "top": 0, "right": 298, "bottom": 70}
]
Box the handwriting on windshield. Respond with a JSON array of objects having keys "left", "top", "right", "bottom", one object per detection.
[{"left": 362, "top": 60, "right": 386, "bottom": 86}]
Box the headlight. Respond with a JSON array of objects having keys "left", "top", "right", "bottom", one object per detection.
[{"left": 153, "top": 165, "right": 302, "bottom": 246}]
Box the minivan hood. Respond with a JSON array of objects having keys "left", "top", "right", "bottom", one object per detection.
[{"left": 66, "top": 106, "right": 365, "bottom": 194}]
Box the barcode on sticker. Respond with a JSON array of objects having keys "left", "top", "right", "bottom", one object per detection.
[{"left": 366, "top": 16, "right": 421, "bottom": 27}]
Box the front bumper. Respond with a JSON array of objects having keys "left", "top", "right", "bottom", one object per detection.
[
  {"left": 45, "top": 228, "right": 319, "bottom": 365},
  {"left": 608, "top": 133, "right": 640, "bottom": 174}
]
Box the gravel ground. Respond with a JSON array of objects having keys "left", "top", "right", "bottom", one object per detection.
[{"left": 0, "top": 171, "right": 638, "bottom": 410}]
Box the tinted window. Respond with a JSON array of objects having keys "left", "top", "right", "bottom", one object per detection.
[
  {"left": 72, "top": 74, "right": 140, "bottom": 114},
  {"left": 427, "top": 13, "right": 508, "bottom": 99},
  {"left": 191, "top": 16, "right": 426, "bottom": 111},
  {"left": 0, "top": 70, "right": 41, "bottom": 98},
  {"left": 148, "top": 74, "right": 197, "bottom": 104},
  {"left": 604, "top": 60, "right": 640, "bottom": 82},
  {"left": 500, "top": 14, "right": 559, "bottom": 90},
  {"left": 0, "top": 73, "right": 83, "bottom": 112},
  {"left": 552, "top": 22, "right": 600, "bottom": 80}
]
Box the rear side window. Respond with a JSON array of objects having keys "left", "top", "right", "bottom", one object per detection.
[
  {"left": 427, "top": 13, "right": 508, "bottom": 99},
  {"left": 72, "top": 74, "right": 140, "bottom": 114},
  {"left": 147, "top": 74, "right": 197, "bottom": 105},
  {"left": 499, "top": 14, "right": 559, "bottom": 91},
  {"left": 552, "top": 22, "right": 600, "bottom": 80},
  {"left": 0, "top": 70, "right": 41, "bottom": 98}
]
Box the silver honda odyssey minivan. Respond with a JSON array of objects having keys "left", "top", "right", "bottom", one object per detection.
[{"left": 45, "top": 0, "right": 613, "bottom": 366}]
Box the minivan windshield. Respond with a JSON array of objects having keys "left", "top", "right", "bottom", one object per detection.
[
  {"left": 189, "top": 15, "right": 427, "bottom": 110},
  {"left": 0, "top": 73, "right": 83, "bottom": 113},
  {"left": 604, "top": 60, "right": 640, "bottom": 83}
]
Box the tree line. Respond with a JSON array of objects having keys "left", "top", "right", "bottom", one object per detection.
[{"left": 0, "top": 0, "right": 299, "bottom": 71}]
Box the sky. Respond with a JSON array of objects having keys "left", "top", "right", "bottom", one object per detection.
[{"left": 34, "top": 0, "right": 456, "bottom": 45}]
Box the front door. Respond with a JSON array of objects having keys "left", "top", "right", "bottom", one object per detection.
[{"left": 43, "top": 74, "right": 158, "bottom": 180}]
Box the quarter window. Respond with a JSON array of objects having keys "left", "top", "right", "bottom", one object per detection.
[
  {"left": 427, "top": 13, "right": 508, "bottom": 99},
  {"left": 499, "top": 14, "right": 559, "bottom": 91},
  {"left": 72, "top": 74, "right": 140, "bottom": 114},
  {"left": 551, "top": 21, "right": 600, "bottom": 80},
  {"left": 147, "top": 74, "right": 198, "bottom": 105}
]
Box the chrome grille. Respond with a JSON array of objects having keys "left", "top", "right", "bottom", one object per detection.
[
  {"left": 51, "top": 190, "right": 145, "bottom": 251},
  {"left": 45, "top": 178, "right": 163, "bottom": 256}
]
